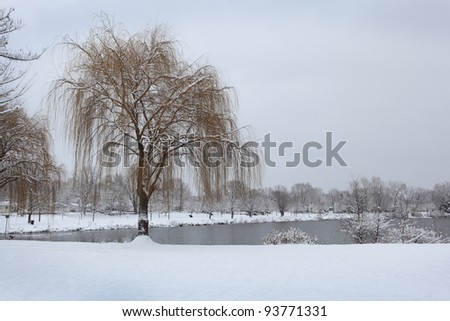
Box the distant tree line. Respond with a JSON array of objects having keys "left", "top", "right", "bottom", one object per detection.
[{"left": 2, "top": 172, "right": 449, "bottom": 221}]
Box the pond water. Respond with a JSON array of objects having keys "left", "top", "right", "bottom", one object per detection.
[
  {"left": 2, "top": 217, "right": 450, "bottom": 245},
  {"left": 151, "top": 220, "right": 351, "bottom": 245}
]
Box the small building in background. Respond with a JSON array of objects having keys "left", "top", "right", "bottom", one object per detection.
[{"left": 0, "top": 200, "right": 18, "bottom": 213}]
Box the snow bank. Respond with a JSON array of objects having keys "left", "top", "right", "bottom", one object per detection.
[
  {"left": 1, "top": 212, "right": 351, "bottom": 234},
  {"left": 128, "top": 235, "right": 160, "bottom": 248},
  {"left": 0, "top": 240, "right": 449, "bottom": 300}
]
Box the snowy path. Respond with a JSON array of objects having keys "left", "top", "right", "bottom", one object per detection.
[{"left": 0, "top": 238, "right": 449, "bottom": 300}]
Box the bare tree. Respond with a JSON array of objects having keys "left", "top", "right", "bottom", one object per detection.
[
  {"left": 50, "top": 18, "right": 259, "bottom": 235},
  {"left": 398, "top": 186, "right": 426, "bottom": 218},
  {"left": 226, "top": 180, "right": 244, "bottom": 219},
  {"left": 1, "top": 109, "right": 62, "bottom": 221},
  {"left": 123, "top": 166, "right": 139, "bottom": 213},
  {"left": 290, "top": 183, "right": 315, "bottom": 213},
  {"left": 343, "top": 178, "right": 371, "bottom": 242},
  {"left": 271, "top": 185, "right": 291, "bottom": 217},
  {"left": 261, "top": 188, "right": 274, "bottom": 214},
  {"left": 168, "top": 178, "right": 191, "bottom": 212},
  {"left": 101, "top": 173, "right": 129, "bottom": 213},
  {"left": 26, "top": 170, "right": 61, "bottom": 222},
  {"left": 1, "top": 108, "right": 56, "bottom": 188},
  {"left": 241, "top": 187, "right": 265, "bottom": 217},
  {"left": 0, "top": 8, "right": 41, "bottom": 109},
  {"left": 369, "top": 176, "right": 388, "bottom": 212},
  {"left": 0, "top": 8, "right": 60, "bottom": 217},
  {"left": 0, "top": 8, "right": 55, "bottom": 191},
  {"left": 387, "top": 181, "right": 406, "bottom": 213},
  {"left": 327, "top": 188, "right": 345, "bottom": 213},
  {"left": 432, "top": 182, "right": 450, "bottom": 214},
  {"left": 76, "top": 165, "right": 99, "bottom": 218},
  {"left": 348, "top": 178, "right": 370, "bottom": 218}
]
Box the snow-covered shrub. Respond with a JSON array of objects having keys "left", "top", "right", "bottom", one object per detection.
[
  {"left": 344, "top": 214, "right": 448, "bottom": 244},
  {"left": 263, "top": 227, "right": 317, "bottom": 245},
  {"left": 382, "top": 221, "right": 448, "bottom": 244},
  {"left": 344, "top": 213, "right": 390, "bottom": 244}
]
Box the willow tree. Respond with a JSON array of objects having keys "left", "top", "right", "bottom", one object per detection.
[
  {"left": 0, "top": 107, "right": 59, "bottom": 194},
  {"left": 0, "top": 8, "right": 61, "bottom": 216},
  {"left": 50, "top": 19, "right": 259, "bottom": 235}
]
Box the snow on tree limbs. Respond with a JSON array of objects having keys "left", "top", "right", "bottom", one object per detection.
[
  {"left": 49, "top": 16, "right": 260, "bottom": 235},
  {"left": 0, "top": 8, "right": 61, "bottom": 215}
]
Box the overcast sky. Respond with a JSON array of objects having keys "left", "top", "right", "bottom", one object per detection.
[{"left": 3, "top": 0, "right": 450, "bottom": 190}]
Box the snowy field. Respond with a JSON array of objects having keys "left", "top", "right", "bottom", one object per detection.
[
  {"left": 1, "top": 211, "right": 350, "bottom": 234},
  {"left": 0, "top": 237, "right": 449, "bottom": 300}
]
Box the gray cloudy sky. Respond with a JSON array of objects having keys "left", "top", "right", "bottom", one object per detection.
[{"left": 4, "top": 0, "right": 450, "bottom": 190}]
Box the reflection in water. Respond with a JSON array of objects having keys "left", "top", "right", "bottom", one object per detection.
[{"left": 1, "top": 218, "right": 450, "bottom": 245}]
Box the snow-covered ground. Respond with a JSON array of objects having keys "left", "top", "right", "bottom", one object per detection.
[
  {"left": 0, "top": 237, "right": 449, "bottom": 300},
  {"left": 1, "top": 211, "right": 351, "bottom": 234},
  {"left": 3, "top": 211, "right": 447, "bottom": 300}
]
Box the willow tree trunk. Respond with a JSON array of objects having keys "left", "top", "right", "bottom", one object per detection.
[
  {"left": 138, "top": 194, "right": 149, "bottom": 235},
  {"left": 136, "top": 144, "right": 149, "bottom": 235}
]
